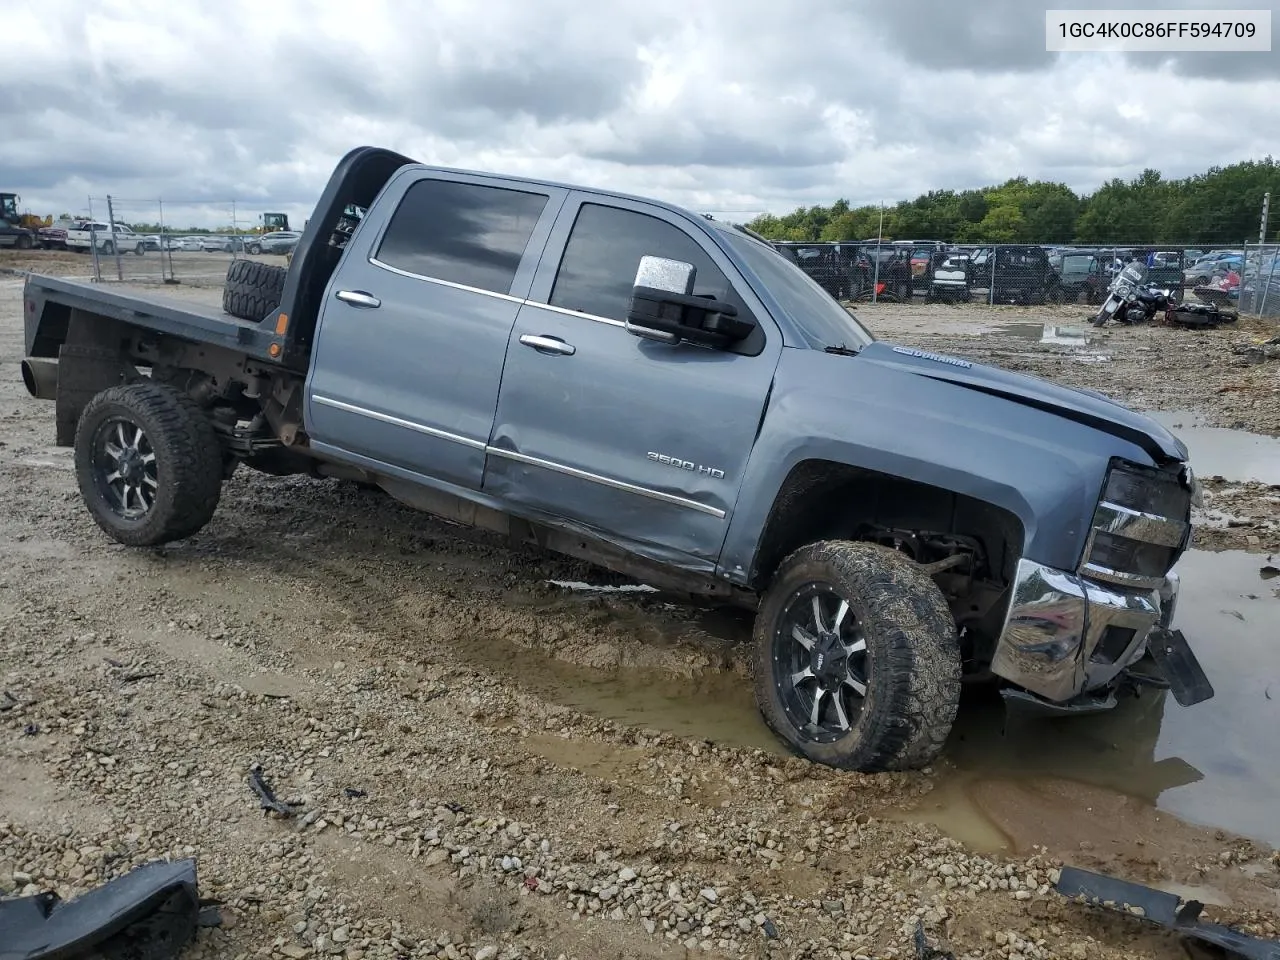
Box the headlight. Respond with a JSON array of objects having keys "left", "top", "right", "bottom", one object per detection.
[
  {"left": 1126, "top": 292, "right": 1138, "bottom": 302},
  {"left": 1183, "top": 463, "right": 1203, "bottom": 508}
]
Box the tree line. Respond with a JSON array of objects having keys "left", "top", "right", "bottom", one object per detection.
[{"left": 746, "top": 158, "right": 1280, "bottom": 246}]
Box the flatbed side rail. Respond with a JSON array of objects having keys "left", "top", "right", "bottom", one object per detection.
[{"left": 23, "top": 275, "right": 287, "bottom": 364}]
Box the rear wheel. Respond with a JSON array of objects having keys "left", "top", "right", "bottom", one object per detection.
[
  {"left": 223, "top": 259, "right": 288, "bottom": 322},
  {"left": 133, "top": 243, "right": 145, "bottom": 256},
  {"left": 16, "top": 234, "right": 32, "bottom": 250},
  {"left": 101, "top": 240, "right": 115, "bottom": 255},
  {"left": 74, "top": 383, "right": 224, "bottom": 546},
  {"left": 752, "top": 541, "right": 961, "bottom": 772}
]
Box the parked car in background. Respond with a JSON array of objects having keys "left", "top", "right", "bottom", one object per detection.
[
  {"left": 200, "top": 235, "right": 251, "bottom": 253},
  {"left": 64, "top": 221, "right": 146, "bottom": 255},
  {"left": 161, "top": 236, "right": 204, "bottom": 252},
  {"left": 38, "top": 218, "right": 80, "bottom": 250},
  {"left": 1185, "top": 252, "right": 1243, "bottom": 285},
  {"left": 986, "top": 245, "right": 1065, "bottom": 304},
  {"left": 1050, "top": 251, "right": 1109, "bottom": 303},
  {"left": 247, "top": 230, "right": 302, "bottom": 256}
]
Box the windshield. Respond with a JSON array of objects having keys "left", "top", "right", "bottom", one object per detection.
[
  {"left": 1118, "top": 262, "right": 1148, "bottom": 285},
  {"left": 723, "top": 231, "right": 874, "bottom": 350}
]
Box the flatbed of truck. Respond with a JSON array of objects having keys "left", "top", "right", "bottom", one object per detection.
[{"left": 25, "top": 274, "right": 281, "bottom": 362}]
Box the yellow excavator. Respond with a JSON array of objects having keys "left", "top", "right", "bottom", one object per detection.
[{"left": 0, "top": 193, "right": 51, "bottom": 249}]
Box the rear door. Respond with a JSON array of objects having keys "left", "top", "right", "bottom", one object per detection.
[
  {"left": 304, "top": 172, "right": 567, "bottom": 490},
  {"left": 483, "top": 195, "right": 782, "bottom": 566}
]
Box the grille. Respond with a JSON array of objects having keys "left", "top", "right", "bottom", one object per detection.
[{"left": 1079, "top": 459, "right": 1191, "bottom": 590}]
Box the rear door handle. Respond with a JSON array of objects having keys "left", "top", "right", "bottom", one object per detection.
[
  {"left": 335, "top": 289, "right": 381, "bottom": 308},
  {"left": 519, "top": 334, "right": 576, "bottom": 356}
]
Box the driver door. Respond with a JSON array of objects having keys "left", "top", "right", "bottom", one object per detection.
[{"left": 484, "top": 195, "right": 782, "bottom": 567}]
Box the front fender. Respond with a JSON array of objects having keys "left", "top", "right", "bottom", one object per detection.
[{"left": 717, "top": 351, "right": 1156, "bottom": 584}]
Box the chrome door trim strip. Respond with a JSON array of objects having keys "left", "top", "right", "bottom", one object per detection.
[
  {"left": 368, "top": 257, "right": 527, "bottom": 304},
  {"left": 485, "top": 446, "right": 727, "bottom": 518},
  {"left": 523, "top": 300, "right": 626, "bottom": 328},
  {"left": 366, "top": 257, "right": 628, "bottom": 328},
  {"left": 311, "top": 395, "right": 487, "bottom": 450}
]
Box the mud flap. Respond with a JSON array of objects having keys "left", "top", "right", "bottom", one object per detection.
[
  {"left": 1145, "top": 627, "right": 1215, "bottom": 707},
  {"left": 0, "top": 858, "right": 201, "bottom": 960},
  {"left": 1056, "top": 866, "right": 1280, "bottom": 960}
]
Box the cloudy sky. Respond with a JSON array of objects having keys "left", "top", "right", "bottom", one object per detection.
[{"left": 5, "top": 0, "right": 1277, "bottom": 228}]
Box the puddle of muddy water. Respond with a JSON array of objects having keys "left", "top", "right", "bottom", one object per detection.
[
  {"left": 997, "top": 322, "right": 1096, "bottom": 346},
  {"left": 1148, "top": 410, "right": 1280, "bottom": 485},
  {"left": 991, "top": 323, "right": 1112, "bottom": 364},
  {"left": 917, "top": 549, "right": 1280, "bottom": 851},
  {"left": 459, "top": 593, "right": 785, "bottom": 755},
  {"left": 476, "top": 554, "right": 1277, "bottom": 852}
]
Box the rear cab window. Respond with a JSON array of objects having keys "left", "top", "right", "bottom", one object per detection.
[{"left": 372, "top": 178, "right": 550, "bottom": 295}]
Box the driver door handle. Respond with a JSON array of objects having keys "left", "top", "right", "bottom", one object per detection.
[
  {"left": 519, "top": 334, "right": 576, "bottom": 356},
  {"left": 335, "top": 290, "right": 381, "bottom": 308}
]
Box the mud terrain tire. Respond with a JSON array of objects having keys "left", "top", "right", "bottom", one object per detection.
[
  {"left": 223, "top": 259, "right": 287, "bottom": 322},
  {"left": 74, "top": 382, "right": 224, "bottom": 546},
  {"left": 752, "top": 540, "right": 961, "bottom": 772}
]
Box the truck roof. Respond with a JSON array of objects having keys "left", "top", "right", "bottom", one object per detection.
[{"left": 385, "top": 161, "right": 760, "bottom": 242}]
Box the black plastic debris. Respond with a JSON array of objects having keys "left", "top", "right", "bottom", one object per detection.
[
  {"left": 248, "top": 764, "right": 299, "bottom": 818},
  {"left": 914, "top": 919, "right": 956, "bottom": 960},
  {"left": 0, "top": 858, "right": 201, "bottom": 960},
  {"left": 1056, "top": 865, "right": 1280, "bottom": 960},
  {"left": 343, "top": 787, "right": 367, "bottom": 799},
  {"left": 22, "top": 723, "right": 39, "bottom": 737}
]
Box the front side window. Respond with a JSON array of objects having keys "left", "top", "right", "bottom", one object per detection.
[
  {"left": 549, "top": 203, "right": 744, "bottom": 323},
  {"left": 375, "top": 179, "right": 549, "bottom": 295}
]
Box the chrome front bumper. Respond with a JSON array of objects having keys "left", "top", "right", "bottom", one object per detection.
[{"left": 990, "top": 559, "right": 1179, "bottom": 703}]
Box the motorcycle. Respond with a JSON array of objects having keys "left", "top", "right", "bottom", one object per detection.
[{"left": 1091, "top": 262, "right": 1174, "bottom": 327}]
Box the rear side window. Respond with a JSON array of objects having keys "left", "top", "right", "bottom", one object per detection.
[
  {"left": 375, "top": 179, "right": 549, "bottom": 295},
  {"left": 549, "top": 203, "right": 744, "bottom": 323}
]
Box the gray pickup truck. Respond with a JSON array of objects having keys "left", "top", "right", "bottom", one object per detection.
[{"left": 19, "top": 146, "right": 1214, "bottom": 772}]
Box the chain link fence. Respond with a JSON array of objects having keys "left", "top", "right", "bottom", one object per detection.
[
  {"left": 1240, "top": 242, "right": 1280, "bottom": 317},
  {"left": 40, "top": 196, "right": 291, "bottom": 285},
  {"left": 774, "top": 240, "right": 1278, "bottom": 316}
]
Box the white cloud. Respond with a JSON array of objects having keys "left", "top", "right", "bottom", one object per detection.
[{"left": 3, "top": 0, "right": 1276, "bottom": 228}]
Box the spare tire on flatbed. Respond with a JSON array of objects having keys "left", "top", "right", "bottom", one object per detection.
[{"left": 223, "top": 259, "right": 287, "bottom": 322}]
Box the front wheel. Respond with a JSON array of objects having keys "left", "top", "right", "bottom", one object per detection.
[
  {"left": 752, "top": 541, "right": 961, "bottom": 772},
  {"left": 16, "top": 234, "right": 32, "bottom": 250},
  {"left": 74, "top": 383, "right": 225, "bottom": 546}
]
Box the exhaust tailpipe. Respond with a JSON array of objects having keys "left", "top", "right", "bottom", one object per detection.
[{"left": 21, "top": 358, "right": 58, "bottom": 400}]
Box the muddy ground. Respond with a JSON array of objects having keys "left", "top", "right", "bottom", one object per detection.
[{"left": 2, "top": 251, "right": 1279, "bottom": 960}]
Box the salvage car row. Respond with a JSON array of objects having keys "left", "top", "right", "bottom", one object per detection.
[
  {"left": 29, "top": 219, "right": 301, "bottom": 256},
  {"left": 774, "top": 240, "right": 1255, "bottom": 307}
]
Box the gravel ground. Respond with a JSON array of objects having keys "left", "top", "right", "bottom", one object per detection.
[{"left": 2, "top": 253, "right": 1279, "bottom": 960}]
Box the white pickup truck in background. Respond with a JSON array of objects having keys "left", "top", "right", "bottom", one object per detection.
[{"left": 64, "top": 220, "right": 146, "bottom": 256}]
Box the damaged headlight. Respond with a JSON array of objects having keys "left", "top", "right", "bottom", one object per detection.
[
  {"left": 1080, "top": 459, "right": 1193, "bottom": 589},
  {"left": 1183, "top": 462, "right": 1203, "bottom": 508}
]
